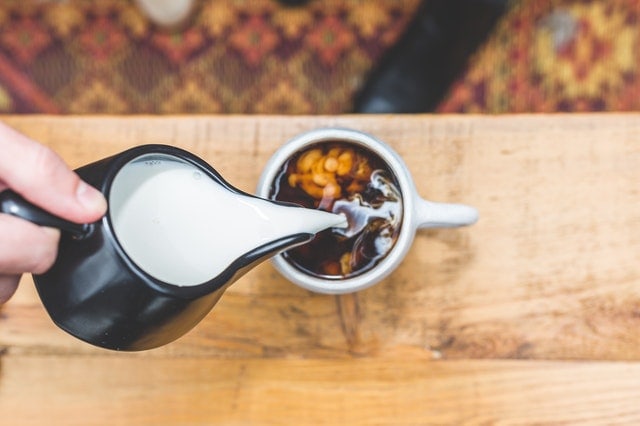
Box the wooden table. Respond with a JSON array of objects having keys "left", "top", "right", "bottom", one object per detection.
[{"left": 0, "top": 114, "right": 639, "bottom": 425}]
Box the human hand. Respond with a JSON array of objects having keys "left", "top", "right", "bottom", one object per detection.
[{"left": 0, "top": 123, "right": 107, "bottom": 304}]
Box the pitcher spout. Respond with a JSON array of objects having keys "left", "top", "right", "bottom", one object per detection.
[
  {"left": 225, "top": 201, "right": 347, "bottom": 284},
  {"left": 248, "top": 199, "right": 347, "bottom": 252}
]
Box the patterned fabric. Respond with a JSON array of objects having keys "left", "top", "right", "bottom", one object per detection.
[
  {"left": 439, "top": 0, "right": 640, "bottom": 113},
  {"left": 0, "top": 0, "right": 420, "bottom": 114},
  {"left": 1, "top": 0, "right": 637, "bottom": 114}
]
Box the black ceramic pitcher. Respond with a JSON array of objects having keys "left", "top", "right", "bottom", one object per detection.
[{"left": 0, "top": 144, "right": 345, "bottom": 351}]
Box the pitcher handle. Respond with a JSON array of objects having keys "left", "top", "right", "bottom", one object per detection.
[
  {"left": 415, "top": 198, "right": 479, "bottom": 229},
  {"left": 0, "top": 190, "right": 94, "bottom": 239}
]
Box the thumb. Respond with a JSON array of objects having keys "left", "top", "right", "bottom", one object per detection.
[{"left": 0, "top": 123, "right": 107, "bottom": 224}]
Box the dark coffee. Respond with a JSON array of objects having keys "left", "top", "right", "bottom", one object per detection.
[{"left": 269, "top": 141, "right": 403, "bottom": 279}]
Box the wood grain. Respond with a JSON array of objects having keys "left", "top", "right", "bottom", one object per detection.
[
  {"left": 2, "top": 356, "right": 640, "bottom": 426},
  {"left": 1, "top": 114, "right": 639, "bottom": 424}
]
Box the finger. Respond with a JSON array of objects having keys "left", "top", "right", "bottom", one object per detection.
[
  {"left": 0, "top": 214, "right": 60, "bottom": 275},
  {"left": 0, "top": 122, "right": 107, "bottom": 223},
  {"left": 0, "top": 274, "right": 19, "bottom": 305}
]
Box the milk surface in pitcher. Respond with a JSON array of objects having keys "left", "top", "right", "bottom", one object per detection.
[{"left": 109, "top": 155, "right": 345, "bottom": 286}]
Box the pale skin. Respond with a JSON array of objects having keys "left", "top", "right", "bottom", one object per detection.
[{"left": 0, "top": 122, "right": 107, "bottom": 304}]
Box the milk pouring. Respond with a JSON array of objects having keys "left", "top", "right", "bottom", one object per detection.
[
  {"left": 110, "top": 154, "right": 347, "bottom": 286},
  {"left": 0, "top": 144, "right": 350, "bottom": 350}
]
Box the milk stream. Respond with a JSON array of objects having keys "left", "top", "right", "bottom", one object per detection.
[{"left": 109, "top": 156, "right": 347, "bottom": 286}]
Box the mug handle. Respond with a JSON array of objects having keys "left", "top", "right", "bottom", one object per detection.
[
  {"left": 415, "top": 198, "right": 479, "bottom": 229},
  {"left": 0, "top": 190, "right": 93, "bottom": 239}
]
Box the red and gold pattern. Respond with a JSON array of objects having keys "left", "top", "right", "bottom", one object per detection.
[
  {"left": 1, "top": 0, "right": 637, "bottom": 114},
  {"left": 439, "top": 0, "right": 640, "bottom": 113},
  {"left": 0, "top": 0, "right": 420, "bottom": 114}
]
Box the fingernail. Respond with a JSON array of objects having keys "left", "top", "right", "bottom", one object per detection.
[{"left": 76, "top": 181, "right": 107, "bottom": 214}]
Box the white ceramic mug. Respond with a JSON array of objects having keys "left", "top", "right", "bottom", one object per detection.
[{"left": 257, "top": 128, "right": 478, "bottom": 294}]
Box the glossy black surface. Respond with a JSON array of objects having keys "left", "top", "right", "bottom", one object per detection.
[
  {"left": 0, "top": 190, "right": 91, "bottom": 238},
  {"left": 21, "top": 145, "right": 314, "bottom": 351}
]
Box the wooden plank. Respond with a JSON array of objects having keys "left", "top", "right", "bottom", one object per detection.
[
  {"left": 1, "top": 356, "right": 639, "bottom": 425},
  {"left": 0, "top": 115, "right": 638, "bottom": 361}
]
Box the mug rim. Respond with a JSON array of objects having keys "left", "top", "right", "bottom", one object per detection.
[{"left": 257, "top": 127, "right": 419, "bottom": 294}]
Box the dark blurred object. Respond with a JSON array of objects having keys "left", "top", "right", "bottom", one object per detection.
[
  {"left": 276, "top": 0, "right": 311, "bottom": 6},
  {"left": 353, "top": 0, "right": 510, "bottom": 113}
]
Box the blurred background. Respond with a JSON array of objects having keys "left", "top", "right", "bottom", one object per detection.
[{"left": 0, "top": 0, "right": 637, "bottom": 114}]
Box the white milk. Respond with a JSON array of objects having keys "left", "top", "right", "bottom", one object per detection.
[{"left": 109, "top": 155, "right": 347, "bottom": 286}]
